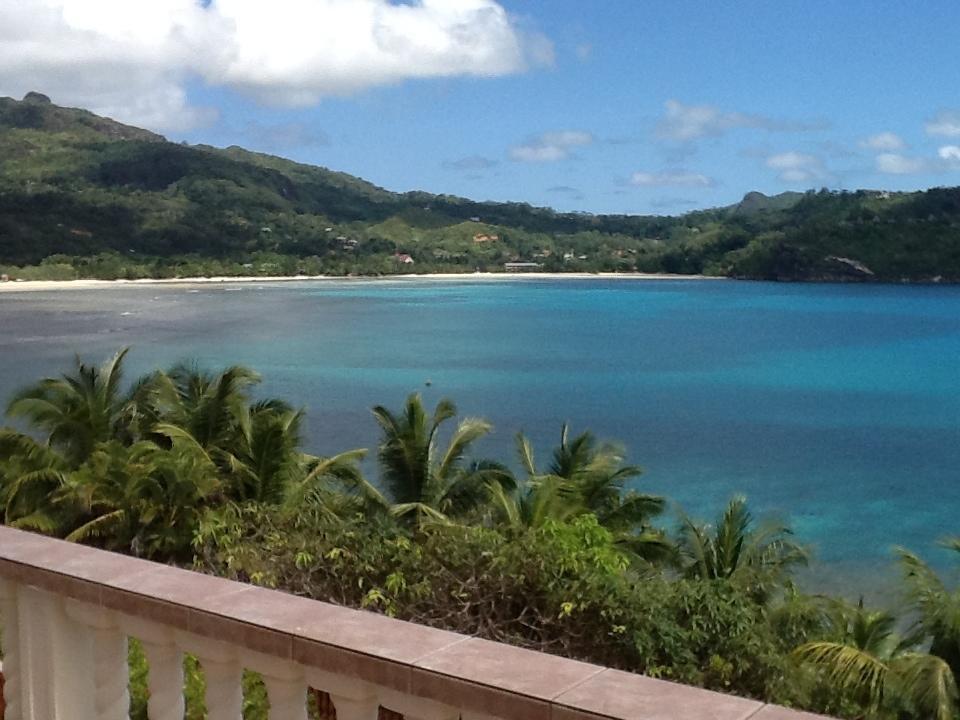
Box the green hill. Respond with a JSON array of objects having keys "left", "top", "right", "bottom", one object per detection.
[{"left": 1, "top": 93, "right": 959, "bottom": 282}]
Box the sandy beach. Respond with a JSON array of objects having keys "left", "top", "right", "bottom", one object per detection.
[{"left": 0, "top": 272, "right": 720, "bottom": 293}]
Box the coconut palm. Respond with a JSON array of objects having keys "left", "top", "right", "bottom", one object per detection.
[
  {"left": 149, "top": 365, "right": 309, "bottom": 504},
  {"left": 794, "top": 599, "right": 958, "bottom": 720},
  {"left": 58, "top": 438, "right": 221, "bottom": 560},
  {"left": 678, "top": 496, "right": 807, "bottom": 601},
  {"left": 281, "top": 448, "right": 372, "bottom": 523},
  {"left": 6, "top": 348, "right": 134, "bottom": 465},
  {"left": 0, "top": 429, "right": 71, "bottom": 532},
  {"left": 898, "top": 538, "right": 960, "bottom": 680},
  {"left": 491, "top": 426, "right": 669, "bottom": 562},
  {"left": 371, "top": 393, "right": 513, "bottom": 527},
  {"left": 150, "top": 363, "right": 260, "bottom": 453}
]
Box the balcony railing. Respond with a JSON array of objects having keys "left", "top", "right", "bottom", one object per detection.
[{"left": 0, "top": 525, "right": 830, "bottom": 719}]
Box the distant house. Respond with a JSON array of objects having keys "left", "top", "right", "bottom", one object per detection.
[
  {"left": 503, "top": 262, "right": 542, "bottom": 271},
  {"left": 394, "top": 253, "right": 415, "bottom": 265},
  {"left": 469, "top": 216, "right": 481, "bottom": 222}
]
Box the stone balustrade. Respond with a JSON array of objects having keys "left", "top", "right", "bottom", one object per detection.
[{"left": 0, "top": 526, "right": 832, "bottom": 720}]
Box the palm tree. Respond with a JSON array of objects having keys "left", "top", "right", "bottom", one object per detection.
[
  {"left": 6, "top": 348, "right": 134, "bottom": 465},
  {"left": 150, "top": 363, "right": 260, "bottom": 452},
  {"left": 677, "top": 496, "right": 807, "bottom": 601},
  {"left": 149, "top": 365, "right": 308, "bottom": 505},
  {"left": 281, "top": 448, "right": 372, "bottom": 523},
  {"left": 898, "top": 538, "right": 960, "bottom": 680},
  {"left": 491, "top": 426, "right": 669, "bottom": 562},
  {"left": 371, "top": 394, "right": 513, "bottom": 527},
  {"left": 794, "top": 599, "right": 958, "bottom": 720},
  {"left": 57, "top": 438, "right": 221, "bottom": 560},
  {"left": 0, "top": 429, "right": 71, "bottom": 532}
]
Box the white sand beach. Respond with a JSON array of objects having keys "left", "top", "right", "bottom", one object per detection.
[{"left": 0, "top": 272, "right": 721, "bottom": 292}]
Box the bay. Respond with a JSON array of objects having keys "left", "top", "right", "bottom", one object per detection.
[{"left": 2, "top": 277, "right": 959, "bottom": 595}]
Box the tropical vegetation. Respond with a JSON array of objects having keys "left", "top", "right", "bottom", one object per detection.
[
  {"left": 4, "top": 93, "right": 960, "bottom": 284},
  {"left": 2, "top": 349, "right": 959, "bottom": 719}
]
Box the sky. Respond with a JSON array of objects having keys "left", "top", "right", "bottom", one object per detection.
[{"left": 3, "top": 0, "right": 960, "bottom": 215}]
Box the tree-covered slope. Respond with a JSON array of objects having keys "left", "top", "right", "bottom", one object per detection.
[{"left": 1, "top": 93, "right": 959, "bottom": 281}]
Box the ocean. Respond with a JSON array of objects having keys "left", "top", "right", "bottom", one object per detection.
[{"left": 2, "top": 277, "right": 959, "bottom": 596}]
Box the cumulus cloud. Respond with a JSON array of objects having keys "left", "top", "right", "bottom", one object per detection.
[
  {"left": 925, "top": 110, "right": 960, "bottom": 138},
  {"left": 860, "top": 132, "right": 905, "bottom": 151},
  {"left": 765, "top": 152, "right": 832, "bottom": 183},
  {"left": 0, "top": 0, "right": 549, "bottom": 131},
  {"left": 509, "top": 130, "right": 593, "bottom": 162},
  {"left": 939, "top": 145, "right": 960, "bottom": 163},
  {"left": 629, "top": 170, "right": 714, "bottom": 187},
  {"left": 875, "top": 153, "right": 932, "bottom": 175},
  {"left": 656, "top": 99, "right": 826, "bottom": 142},
  {"left": 873, "top": 147, "right": 960, "bottom": 175}
]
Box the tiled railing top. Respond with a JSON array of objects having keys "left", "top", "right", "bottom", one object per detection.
[{"left": 0, "top": 526, "right": 830, "bottom": 720}]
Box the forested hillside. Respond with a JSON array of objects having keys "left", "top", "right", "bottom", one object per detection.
[{"left": 2, "top": 93, "right": 960, "bottom": 282}]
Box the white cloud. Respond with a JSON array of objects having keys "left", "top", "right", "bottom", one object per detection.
[
  {"left": 765, "top": 152, "right": 831, "bottom": 183},
  {"left": 442, "top": 155, "right": 498, "bottom": 171},
  {"left": 509, "top": 130, "right": 593, "bottom": 162},
  {"left": 0, "top": 0, "right": 549, "bottom": 131},
  {"left": 860, "top": 132, "right": 905, "bottom": 151},
  {"left": 629, "top": 171, "right": 714, "bottom": 187},
  {"left": 938, "top": 145, "right": 960, "bottom": 163},
  {"left": 925, "top": 110, "right": 960, "bottom": 138},
  {"left": 656, "top": 99, "right": 825, "bottom": 142},
  {"left": 875, "top": 153, "right": 931, "bottom": 175}
]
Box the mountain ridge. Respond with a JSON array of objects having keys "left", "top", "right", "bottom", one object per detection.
[{"left": 1, "top": 93, "right": 959, "bottom": 282}]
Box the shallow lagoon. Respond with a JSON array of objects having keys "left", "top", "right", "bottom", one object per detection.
[{"left": 2, "top": 277, "right": 959, "bottom": 594}]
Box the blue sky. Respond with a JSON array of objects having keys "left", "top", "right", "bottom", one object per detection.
[{"left": 5, "top": 0, "right": 960, "bottom": 214}]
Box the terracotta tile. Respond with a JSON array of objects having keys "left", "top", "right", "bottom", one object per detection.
[
  {"left": 409, "top": 668, "right": 552, "bottom": 720},
  {"left": 101, "top": 586, "right": 191, "bottom": 630},
  {"left": 552, "top": 669, "right": 762, "bottom": 720},
  {"left": 23, "top": 571, "right": 101, "bottom": 604},
  {"left": 414, "top": 637, "right": 603, "bottom": 701},
  {"left": 105, "top": 563, "right": 249, "bottom": 612},
  {"left": 0, "top": 527, "right": 60, "bottom": 559},
  {"left": 293, "top": 638, "right": 410, "bottom": 693},
  {"left": 187, "top": 609, "right": 292, "bottom": 659},
  {"left": 199, "top": 584, "right": 329, "bottom": 633},
  {"left": 550, "top": 708, "right": 610, "bottom": 720},
  {"left": 296, "top": 604, "right": 466, "bottom": 664},
  {"left": 749, "top": 706, "right": 835, "bottom": 720}
]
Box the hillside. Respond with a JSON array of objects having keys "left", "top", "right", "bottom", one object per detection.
[{"left": 2, "top": 93, "right": 960, "bottom": 282}]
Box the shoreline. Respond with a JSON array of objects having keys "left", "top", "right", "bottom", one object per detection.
[{"left": 0, "top": 271, "right": 721, "bottom": 293}]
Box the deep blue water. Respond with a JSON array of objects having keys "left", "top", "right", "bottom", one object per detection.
[{"left": 2, "top": 278, "right": 959, "bottom": 595}]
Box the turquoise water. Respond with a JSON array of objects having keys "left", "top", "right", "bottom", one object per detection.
[{"left": 2, "top": 278, "right": 959, "bottom": 593}]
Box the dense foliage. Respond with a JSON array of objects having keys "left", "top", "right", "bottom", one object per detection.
[
  {"left": 3, "top": 93, "right": 960, "bottom": 283},
  {"left": 3, "top": 351, "right": 960, "bottom": 719}
]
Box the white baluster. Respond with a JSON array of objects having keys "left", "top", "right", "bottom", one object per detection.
[
  {"left": 122, "top": 617, "right": 184, "bottom": 720},
  {"left": 19, "top": 587, "right": 66, "bottom": 720},
  {"left": 244, "top": 651, "right": 308, "bottom": 720},
  {"left": 65, "top": 601, "right": 130, "bottom": 720},
  {"left": 0, "top": 579, "right": 22, "bottom": 720},
  {"left": 141, "top": 642, "right": 184, "bottom": 720},
  {"left": 176, "top": 633, "right": 243, "bottom": 720},
  {"left": 263, "top": 676, "right": 308, "bottom": 720},
  {"left": 304, "top": 669, "right": 380, "bottom": 720},
  {"left": 202, "top": 658, "right": 243, "bottom": 720},
  {"left": 377, "top": 689, "right": 459, "bottom": 720}
]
